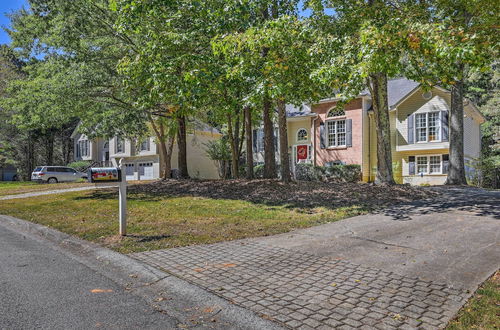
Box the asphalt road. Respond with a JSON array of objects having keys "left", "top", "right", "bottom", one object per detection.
[{"left": 0, "top": 224, "right": 178, "bottom": 330}]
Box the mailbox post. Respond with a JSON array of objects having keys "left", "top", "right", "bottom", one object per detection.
[
  {"left": 88, "top": 162, "right": 127, "bottom": 236},
  {"left": 118, "top": 159, "right": 127, "bottom": 236}
]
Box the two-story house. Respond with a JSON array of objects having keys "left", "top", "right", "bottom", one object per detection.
[
  {"left": 72, "top": 125, "right": 222, "bottom": 180},
  {"left": 254, "top": 78, "right": 485, "bottom": 184}
]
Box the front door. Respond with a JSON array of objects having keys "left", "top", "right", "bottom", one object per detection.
[{"left": 292, "top": 144, "right": 311, "bottom": 176}]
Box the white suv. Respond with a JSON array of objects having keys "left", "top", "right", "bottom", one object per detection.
[{"left": 31, "top": 166, "right": 87, "bottom": 183}]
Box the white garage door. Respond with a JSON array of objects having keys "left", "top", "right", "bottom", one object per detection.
[
  {"left": 125, "top": 163, "right": 135, "bottom": 181},
  {"left": 139, "top": 162, "right": 154, "bottom": 180}
]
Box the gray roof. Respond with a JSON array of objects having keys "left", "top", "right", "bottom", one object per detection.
[
  {"left": 386, "top": 78, "right": 420, "bottom": 108},
  {"left": 285, "top": 104, "right": 313, "bottom": 118},
  {"left": 285, "top": 78, "right": 421, "bottom": 118}
]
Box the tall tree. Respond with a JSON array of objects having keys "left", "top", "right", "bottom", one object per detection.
[
  {"left": 310, "top": 0, "right": 410, "bottom": 184},
  {"left": 401, "top": 0, "right": 499, "bottom": 185}
]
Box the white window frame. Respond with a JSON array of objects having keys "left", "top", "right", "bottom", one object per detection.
[
  {"left": 296, "top": 128, "right": 308, "bottom": 142},
  {"left": 116, "top": 137, "right": 124, "bottom": 153},
  {"left": 78, "top": 140, "right": 89, "bottom": 157},
  {"left": 139, "top": 138, "right": 150, "bottom": 152},
  {"left": 415, "top": 112, "right": 441, "bottom": 143},
  {"left": 326, "top": 119, "right": 347, "bottom": 148},
  {"left": 415, "top": 154, "right": 443, "bottom": 175}
]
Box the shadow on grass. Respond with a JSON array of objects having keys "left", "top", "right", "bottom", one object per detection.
[
  {"left": 73, "top": 190, "right": 162, "bottom": 202},
  {"left": 74, "top": 180, "right": 500, "bottom": 221},
  {"left": 125, "top": 234, "right": 172, "bottom": 242}
]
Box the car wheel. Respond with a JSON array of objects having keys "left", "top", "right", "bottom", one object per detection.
[{"left": 48, "top": 177, "right": 58, "bottom": 184}]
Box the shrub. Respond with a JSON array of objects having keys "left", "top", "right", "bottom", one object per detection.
[
  {"left": 67, "top": 161, "right": 92, "bottom": 172},
  {"left": 295, "top": 163, "right": 319, "bottom": 181},
  {"left": 295, "top": 163, "right": 361, "bottom": 182},
  {"left": 324, "top": 164, "right": 361, "bottom": 183},
  {"left": 253, "top": 164, "right": 265, "bottom": 178}
]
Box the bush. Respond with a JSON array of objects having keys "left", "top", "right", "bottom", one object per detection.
[
  {"left": 295, "top": 163, "right": 361, "bottom": 183},
  {"left": 67, "top": 161, "right": 92, "bottom": 173},
  {"left": 295, "top": 163, "right": 320, "bottom": 181},
  {"left": 324, "top": 164, "right": 361, "bottom": 183},
  {"left": 253, "top": 164, "right": 265, "bottom": 179}
]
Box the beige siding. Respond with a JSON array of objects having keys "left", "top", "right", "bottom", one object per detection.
[
  {"left": 463, "top": 113, "right": 481, "bottom": 159},
  {"left": 170, "top": 131, "right": 221, "bottom": 179},
  {"left": 396, "top": 88, "right": 450, "bottom": 152},
  {"left": 287, "top": 119, "right": 311, "bottom": 147}
]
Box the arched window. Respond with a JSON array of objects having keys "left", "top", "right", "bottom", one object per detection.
[
  {"left": 297, "top": 128, "right": 308, "bottom": 141},
  {"left": 328, "top": 108, "right": 345, "bottom": 118}
]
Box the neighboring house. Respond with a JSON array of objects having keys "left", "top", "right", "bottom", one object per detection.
[
  {"left": 0, "top": 164, "right": 17, "bottom": 181},
  {"left": 254, "top": 78, "right": 485, "bottom": 185},
  {"left": 72, "top": 125, "right": 222, "bottom": 180}
]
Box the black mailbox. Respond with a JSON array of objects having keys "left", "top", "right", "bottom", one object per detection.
[{"left": 88, "top": 167, "right": 122, "bottom": 183}]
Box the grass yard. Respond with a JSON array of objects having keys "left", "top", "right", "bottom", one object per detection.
[
  {"left": 0, "top": 188, "right": 365, "bottom": 253},
  {"left": 0, "top": 181, "right": 92, "bottom": 197},
  {"left": 447, "top": 271, "right": 499, "bottom": 330}
]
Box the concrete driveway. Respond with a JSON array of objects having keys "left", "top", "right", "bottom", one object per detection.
[
  {"left": 257, "top": 186, "right": 499, "bottom": 290},
  {"left": 133, "top": 186, "right": 499, "bottom": 329}
]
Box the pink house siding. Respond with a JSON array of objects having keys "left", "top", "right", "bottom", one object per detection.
[{"left": 313, "top": 99, "right": 363, "bottom": 166}]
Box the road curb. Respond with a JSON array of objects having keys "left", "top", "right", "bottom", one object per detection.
[{"left": 0, "top": 214, "right": 283, "bottom": 330}]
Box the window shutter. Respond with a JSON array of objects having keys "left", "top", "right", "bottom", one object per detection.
[
  {"left": 409, "top": 156, "right": 416, "bottom": 175},
  {"left": 320, "top": 122, "right": 326, "bottom": 149},
  {"left": 252, "top": 129, "right": 257, "bottom": 152},
  {"left": 442, "top": 154, "right": 449, "bottom": 174},
  {"left": 441, "top": 111, "right": 449, "bottom": 142},
  {"left": 346, "top": 119, "right": 353, "bottom": 147},
  {"left": 407, "top": 114, "right": 414, "bottom": 144}
]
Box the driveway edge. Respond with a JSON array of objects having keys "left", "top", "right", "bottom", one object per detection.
[{"left": 0, "top": 214, "right": 283, "bottom": 330}]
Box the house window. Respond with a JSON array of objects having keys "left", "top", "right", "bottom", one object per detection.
[
  {"left": 116, "top": 138, "right": 124, "bottom": 153},
  {"left": 416, "top": 156, "right": 428, "bottom": 174},
  {"left": 415, "top": 155, "right": 442, "bottom": 175},
  {"left": 78, "top": 140, "right": 89, "bottom": 157},
  {"left": 429, "top": 155, "right": 441, "bottom": 173},
  {"left": 297, "top": 128, "right": 308, "bottom": 142},
  {"left": 415, "top": 112, "right": 441, "bottom": 142},
  {"left": 327, "top": 108, "right": 345, "bottom": 118},
  {"left": 326, "top": 120, "right": 346, "bottom": 147},
  {"left": 139, "top": 139, "right": 149, "bottom": 151}
]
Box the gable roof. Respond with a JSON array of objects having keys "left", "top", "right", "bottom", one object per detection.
[{"left": 386, "top": 78, "right": 420, "bottom": 108}]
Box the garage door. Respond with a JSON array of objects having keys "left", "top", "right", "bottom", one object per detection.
[
  {"left": 138, "top": 162, "right": 154, "bottom": 180},
  {"left": 125, "top": 163, "right": 135, "bottom": 181}
]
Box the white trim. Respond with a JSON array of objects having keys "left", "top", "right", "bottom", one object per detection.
[
  {"left": 296, "top": 128, "right": 308, "bottom": 142},
  {"left": 325, "top": 119, "right": 347, "bottom": 148},
  {"left": 414, "top": 111, "right": 442, "bottom": 143}
]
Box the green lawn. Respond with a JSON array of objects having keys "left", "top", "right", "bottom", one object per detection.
[
  {"left": 0, "top": 181, "right": 92, "bottom": 197},
  {"left": 0, "top": 188, "right": 366, "bottom": 253},
  {"left": 447, "top": 271, "right": 499, "bottom": 330}
]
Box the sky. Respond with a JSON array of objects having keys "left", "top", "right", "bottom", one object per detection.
[{"left": 0, "top": 0, "right": 27, "bottom": 44}]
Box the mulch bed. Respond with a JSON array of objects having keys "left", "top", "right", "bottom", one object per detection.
[{"left": 128, "top": 179, "right": 436, "bottom": 210}]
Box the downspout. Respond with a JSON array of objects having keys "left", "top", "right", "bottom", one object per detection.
[{"left": 312, "top": 114, "right": 318, "bottom": 166}]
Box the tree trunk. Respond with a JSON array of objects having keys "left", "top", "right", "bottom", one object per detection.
[
  {"left": 263, "top": 95, "right": 277, "bottom": 178},
  {"left": 445, "top": 77, "right": 467, "bottom": 185},
  {"left": 369, "top": 73, "right": 395, "bottom": 185},
  {"left": 227, "top": 110, "right": 241, "bottom": 179},
  {"left": 245, "top": 106, "right": 254, "bottom": 179},
  {"left": 177, "top": 115, "right": 189, "bottom": 179},
  {"left": 46, "top": 130, "right": 55, "bottom": 166},
  {"left": 277, "top": 99, "right": 291, "bottom": 182}
]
